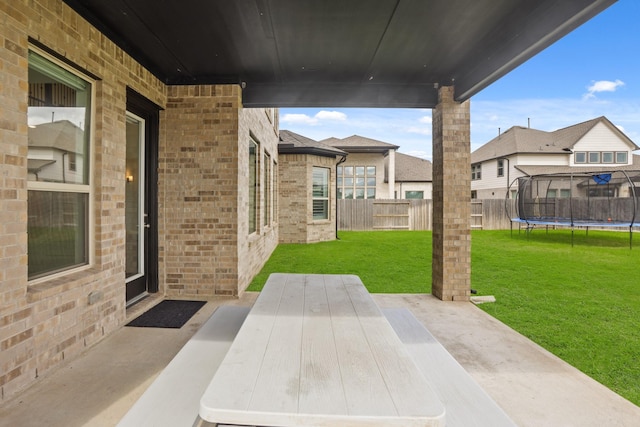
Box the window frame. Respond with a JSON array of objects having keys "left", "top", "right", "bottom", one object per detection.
[
  {"left": 496, "top": 159, "right": 504, "bottom": 177},
  {"left": 27, "top": 46, "right": 96, "bottom": 282},
  {"left": 263, "top": 151, "right": 271, "bottom": 226},
  {"left": 248, "top": 137, "right": 258, "bottom": 234},
  {"left": 616, "top": 151, "right": 628, "bottom": 164},
  {"left": 588, "top": 152, "right": 601, "bottom": 163},
  {"left": 312, "top": 166, "right": 330, "bottom": 220},
  {"left": 336, "top": 164, "right": 376, "bottom": 199},
  {"left": 574, "top": 152, "right": 586, "bottom": 164},
  {"left": 405, "top": 190, "right": 424, "bottom": 199},
  {"left": 471, "top": 163, "right": 482, "bottom": 180}
]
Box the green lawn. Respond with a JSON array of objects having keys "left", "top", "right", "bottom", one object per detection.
[{"left": 248, "top": 229, "right": 640, "bottom": 406}]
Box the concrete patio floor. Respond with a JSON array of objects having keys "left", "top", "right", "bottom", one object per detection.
[{"left": 0, "top": 292, "right": 638, "bottom": 427}]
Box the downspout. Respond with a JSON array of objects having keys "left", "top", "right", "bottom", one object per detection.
[{"left": 335, "top": 154, "right": 347, "bottom": 239}]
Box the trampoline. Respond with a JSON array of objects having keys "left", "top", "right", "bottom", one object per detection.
[{"left": 506, "top": 169, "right": 640, "bottom": 247}]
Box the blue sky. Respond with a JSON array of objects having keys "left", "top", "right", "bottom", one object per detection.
[{"left": 279, "top": 0, "right": 640, "bottom": 160}]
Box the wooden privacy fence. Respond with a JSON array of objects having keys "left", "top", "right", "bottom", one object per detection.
[{"left": 338, "top": 199, "right": 514, "bottom": 231}]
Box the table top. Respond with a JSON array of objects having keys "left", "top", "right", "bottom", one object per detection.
[{"left": 200, "top": 273, "right": 445, "bottom": 427}]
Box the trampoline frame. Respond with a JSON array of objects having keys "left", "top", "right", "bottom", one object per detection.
[{"left": 505, "top": 169, "right": 639, "bottom": 248}]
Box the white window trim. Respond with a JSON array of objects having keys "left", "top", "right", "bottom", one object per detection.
[
  {"left": 312, "top": 167, "right": 330, "bottom": 220},
  {"left": 27, "top": 45, "right": 96, "bottom": 283}
]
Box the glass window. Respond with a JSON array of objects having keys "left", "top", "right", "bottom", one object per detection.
[
  {"left": 602, "top": 152, "right": 614, "bottom": 163},
  {"left": 497, "top": 159, "right": 504, "bottom": 177},
  {"left": 27, "top": 50, "right": 92, "bottom": 279},
  {"left": 405, "top": 191, "right": 424, "bottom": 199},
  {"left": 546, "top": 189, "right": 557, "bottom": 198},
  {"left": 343, "top": 188, "right": 354, "bottom": 199},
  {"left": 471, "top": 164, "right": 481, "bottom": 180},
  {"left": 264, "top": 152, "right": 271, "bottom": 226},
  {"left": 249, "top": 138, "right": 258, "bottom": 233},
  {"left": 560, "top": 189, "right": 571, "bottom": 198},
  {"left": 273, "top": 161, "right": 278, "bottom": 224},
  {"left": 337, "top": 165, "right": 376, "bottom": 199},
  {"left": 574, "top": 152, "right": 586, "bottom": 163},
  {"left": 616, "top": 152, "right": 628, "bottom": 163},
  {"left": 312, "top": 167, "right": 329, "bottom": 220},
  {"left": 588, "top": 152, "right": 600, "bottom": 163}
]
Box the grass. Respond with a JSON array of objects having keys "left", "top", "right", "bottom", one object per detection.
[{"left": 248, "top": 229, "right": 640, "bottom": 406}]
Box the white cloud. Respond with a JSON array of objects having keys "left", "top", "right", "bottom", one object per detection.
[
  {"left": 280, "top": 110, "right": 347, "bottom": 126},
  {"left": 406, "top": 126, "right": 431, "bottom": 136},
  {"left": 419, "top": 115, "right": 432, "bottom": 124},
  {"left": 280, "top": 113, "right": 318, "bottom": 125},
  {"left": 583, "top": 79, "right": 624, "bottom": 99},
  {"left": 315, "top": 110, "right": 347, "bottom": 121}
]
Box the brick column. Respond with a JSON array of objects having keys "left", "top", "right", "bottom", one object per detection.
[{"left": 431, "top": 86, "right": 471, "bottom": 301}]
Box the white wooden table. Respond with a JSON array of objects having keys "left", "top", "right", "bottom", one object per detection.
[{"left": 200, "top": 273, "right": 445, "bottom": 427}]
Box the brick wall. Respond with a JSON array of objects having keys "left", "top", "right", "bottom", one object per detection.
[
  {"left": 160, "top": 88, "right": 278, "bottom": 297},
  {"left": 279, "top": 154, "right": 337, "bottom": 243},
  {"left": 431, "top": 86, "right": 471, "bottom": 301},
  {"left": 0, "top": 0, "right": 281, "bottom": 401},
  {"left": 0, "top": 0, "right": 167, "bottom": 399}
]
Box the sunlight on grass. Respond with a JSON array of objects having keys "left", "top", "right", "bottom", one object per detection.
[{"left": 250, "top": 229, "right": 640, "bottom": 406}]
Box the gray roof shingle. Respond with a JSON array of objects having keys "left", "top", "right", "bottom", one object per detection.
[
  {"left": 321, "top": 135, "right": 399, "bottom": 152},
  {"left": 395, "top": 152, "right": 432, "bottom": 182},
  {"left": 279, "top": 130, "right": 347, "bottom": 157}
]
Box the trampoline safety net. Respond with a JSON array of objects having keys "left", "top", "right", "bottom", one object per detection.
[{"left": 507, "top": 170, "right": 640, "bottom": 228}]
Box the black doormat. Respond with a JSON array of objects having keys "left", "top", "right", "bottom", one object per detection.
[{"left": 126, "top": 300, "right": 207, "bottom": 328}]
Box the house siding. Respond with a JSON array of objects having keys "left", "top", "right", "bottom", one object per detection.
[{"left": 571, "top": 122, "right": 633, "bottom": 166}]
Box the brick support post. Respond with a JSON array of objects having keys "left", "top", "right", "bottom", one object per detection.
[{"left": 431, "top": 86, "right": 471, "bottom": 301}]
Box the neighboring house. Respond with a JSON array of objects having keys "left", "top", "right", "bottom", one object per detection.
[
  {"left": 322, "top": 135, "right": 433, "bottom": 200},
  {"left": 27, "top": 120, "right": 85, "bottom": 183},
  {"left": 470, "top": 116, "right": 639, "bottom": 199},
  {"left": 278, "top": 130, "right": 346, "bottom": 243},
  {"left": 394, "top": 152, "right": 433, "bottom": 199}
]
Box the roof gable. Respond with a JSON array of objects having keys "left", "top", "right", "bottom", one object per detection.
[{"left": 472, "top": 116, "right": 638, "bottom": 163}]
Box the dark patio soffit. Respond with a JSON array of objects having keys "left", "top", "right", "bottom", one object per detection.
[{"left": 62, "top": 0, "right": 616, "bottom": 108}]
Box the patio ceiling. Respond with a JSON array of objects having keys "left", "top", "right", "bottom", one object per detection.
[{"left": 62, "top": 0, "right": 616, "bottom": 108}]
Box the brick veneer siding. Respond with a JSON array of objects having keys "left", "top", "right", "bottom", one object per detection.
[
  {"left": 159, "top": 88, "right": 279, "bottom": 297},
  {"left": 279, "top": 154, "right": 337, "bottom": 243},
  {"left": 0, "top": 0, "right": 279, "bottom": 400},
  {"left": 0, "top": 0, "right": 166, "bottom": 399},
  {"left": 431, "top": 86, "right": 471, "bottom": 301}
]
